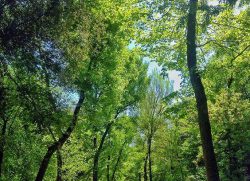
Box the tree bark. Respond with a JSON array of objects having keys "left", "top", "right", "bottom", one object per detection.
[
  {"left": 107, "top": 155, "right": 110, "bottom": 181},
  {"left": 144, "top": 155, "right": 148, "bottom": 181},
  {"left": 0, "top": 118, "right": 7, "bottom": 177},
  {"left": 246, "top": 153, "right": 250, "bottom": 181},
  {"left": 35, "top": 92, "right": 85, "bottom": 181},
  {"left": 111, "top": 140, "right": 126, "bottom": 181},
  {"left": 56, "top": 148, "right": 63, "bottom": 181},
  {"left": 186, "top": 1, "right": 220, "bottom": 181},
  {"left": 93, "top": 111, "right": 120, "bottom": 181},
  {"left": 93, "top": 154, "right": 99, "bottom": 181},
  {"left": 93, "top": 122, "right": 113, "bottom": 181}
]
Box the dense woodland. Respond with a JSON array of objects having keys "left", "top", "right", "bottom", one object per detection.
[{"left": 0, "top": 0, "right": 250, "bottom": 181}]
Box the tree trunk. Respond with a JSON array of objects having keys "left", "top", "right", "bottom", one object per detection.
[
  {"left": 147, "top": 137, "right": 152, "bottom": 181},
  {"left": 35, "top": 92, "right": 85, "bottom": 181},
  {"left": 107, "top": 155, "right": 110, "bottom": 181},
  {"left": 0, "top": 63, "right": 7, "bottom": 177},
  {"left": 246, "top": 153, "right": 250, "bottom": 181},
  {"left": 92, "top": 111, "right": 122, "bottom": 181},
  {"left": 93, "top": 121, "right": 113, "bottom": 181},
  {"left": 0, "top": 118, "right": 7, "bottom": 177},
  {"left": 56, "top": 148, "right": 63, "bottom": 181},
  {"left": 93, "top": 154, "right": 99, "bottom": 181},
  {"left": 111, "top": 140, "right": 126, "bottom": 181},
  {"left": 144, "top": 155, "right": 148, "bottom": 181},
  {"left": 186, "top": 1, "right": 220, "bottom": 181}
]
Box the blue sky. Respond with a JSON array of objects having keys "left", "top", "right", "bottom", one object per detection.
[
  {"left": 147, "top": 60, "right": 181, "bottom": 91},
  {"left": 128, "top": 42, "right": 181, "bottom": 91}
]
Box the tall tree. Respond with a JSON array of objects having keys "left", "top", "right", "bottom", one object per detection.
[
  {"left": 35, "top": 91, "right": 85, "bottom": 181},
  {"left": 186, "top": 0, "right": 220, "bottom": 180},
  {"left": 0, "top": 0, "right": 249, "bottom": 180},
  {"left": 138, "top": 70, "right": 170, "bottom": 181}
]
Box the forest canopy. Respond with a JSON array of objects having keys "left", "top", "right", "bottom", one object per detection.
[{"left": 0, "top": 0, "right": 249, "bottom": 181}]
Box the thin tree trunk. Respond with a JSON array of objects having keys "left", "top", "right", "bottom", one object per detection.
[
  {"left": 35, "top": 92, "right": 85, "bottom": 181},
  {"left": 144, "top": 155, "right": 148, "bottom": 181},
  {"left": 93, "top": 121, "right": 114, "bottom": 181},
  {"left": 56, "top": 148, "right": 63, "bottom": 181},
  {"left": 107, "top": 155, "right": 110, "bottom": 181},
  {"left": 0, "top": 118, "right": 7, "bottom": 177},
  {"left": 147, "top": 137, "right": 152, "bottom": 181},
  {"left": 93, "top": 110, "right": 122, "bottom": 181},
  {"left": 111, "top": 140, "right": 126, "bottom": 181},
  {"left": 186, "top": 1, "right": 220, "bottom": 181},
  {"left": 246, "top": 153, "right": 250, "bottom": 181},
  {"left": 93, "top": 154, "right": 99, "bottom": 181}
]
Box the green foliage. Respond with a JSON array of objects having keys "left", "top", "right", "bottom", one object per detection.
[{"left": 0, "top": 0, "right": 249, "bottom": 180}]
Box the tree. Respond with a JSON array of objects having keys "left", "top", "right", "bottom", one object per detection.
[
  {"left": 137, "top": 0, "right": 250, "bottom": 180},
  {"left": 186, "top": 1, "right": 220, "bottom": 180},
  {"left": 138, "top": 70, "right": 171, "bottom": 181},
  {"left": 0, "top": 0, "right": 249, "bottom": 180}
]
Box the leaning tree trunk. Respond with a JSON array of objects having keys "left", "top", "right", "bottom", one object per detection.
[
  {"left": 186, "top": 0, "right": 220, "bottom": 180},
  {"left": 93, "top": 110, "right": 122, "bottom": 181},
  {"left": 93, "top": 121, "right": 113, "bottom": 181},
  {"left": 35, "top": 92, "right": 85, "bottom": 181},
  {"left": 56, "top": 148, "right": 63, "bottom": 181},
  {"left": 111, "top": 140, "right": 126, "bottom": 181}
]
